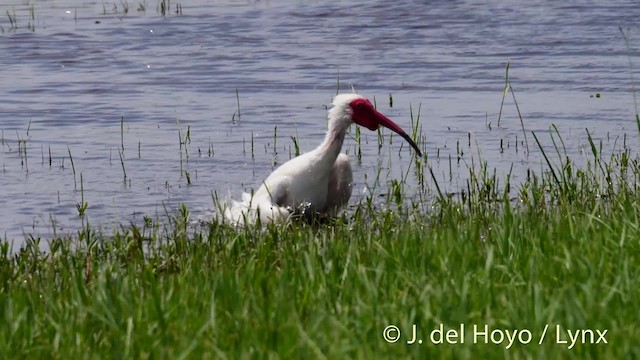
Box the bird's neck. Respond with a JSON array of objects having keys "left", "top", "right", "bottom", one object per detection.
[{"left": 317, "top": 121, "right": 349, "bottom": 166}]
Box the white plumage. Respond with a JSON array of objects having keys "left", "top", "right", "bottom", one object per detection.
[{"left": 224, "top": 93, "right": 422, "bottom": 225}]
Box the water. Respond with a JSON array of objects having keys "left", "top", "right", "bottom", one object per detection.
[{"left": 1, "top": 0, "right": 638, "bottom": 244}]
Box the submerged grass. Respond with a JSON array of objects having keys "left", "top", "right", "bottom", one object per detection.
[{"left": 1, "top": 141, "right": 639, "bottom": 358}]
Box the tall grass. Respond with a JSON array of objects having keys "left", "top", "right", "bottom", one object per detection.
[{"left": 1, "top": 135, "right": 639, "bottom": 358}]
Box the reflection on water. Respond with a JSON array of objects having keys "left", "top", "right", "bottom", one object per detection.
[{"left": 0, "top": 0, "right": 638, "bottom": 243}]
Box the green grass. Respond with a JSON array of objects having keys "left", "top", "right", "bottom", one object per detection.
[{"left": 1, "top": 142, "right": 639, "bottom": 358}]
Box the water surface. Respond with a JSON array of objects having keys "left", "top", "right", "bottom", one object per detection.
[{"left": 1, "top": 0, "right": 639, "bottom": 244}]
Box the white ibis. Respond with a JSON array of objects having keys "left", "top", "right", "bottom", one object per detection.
[{"left": 223, "top": 93, "right": 422, "bottom": 225}]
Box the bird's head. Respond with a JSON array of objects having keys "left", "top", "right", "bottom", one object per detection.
[{"left": 330, "top": 93, "right": 423, "bottom": 157}]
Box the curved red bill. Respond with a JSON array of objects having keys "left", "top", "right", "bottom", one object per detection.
[
  {"left": 350, "top": 98, "right": 423, "bottom": 157},
  {"left": 374, "top": 111, "right": 423, "bottom": 157}
]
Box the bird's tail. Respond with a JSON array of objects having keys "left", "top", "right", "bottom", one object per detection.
[{"left": 223, "top": 192, "right": 290, "bottom": 226}]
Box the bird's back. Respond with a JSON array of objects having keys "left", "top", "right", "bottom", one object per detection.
[{"left": 256, "top": 149, "right": 331, "bottom": 210}]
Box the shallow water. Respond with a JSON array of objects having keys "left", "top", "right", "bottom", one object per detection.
[{"left": 1, "top": 0, "right": 639, "bottom": 244}]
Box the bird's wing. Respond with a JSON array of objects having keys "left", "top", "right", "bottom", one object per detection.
[
  {"left": 324, "top": 153, "right": 353, "bottom": 216},
  {"left": 260, "top": 175, "right": 292, "bottom": 208},
  {"left": 223, "top": 176, "right": 293, "bottom": 226},
  {"left": 223, "top": 191, "right": 291, "bottom": 226}
]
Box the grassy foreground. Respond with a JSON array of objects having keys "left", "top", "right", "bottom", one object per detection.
[{"left": 1, "top": 147, "right": 640, "bottom": 359}]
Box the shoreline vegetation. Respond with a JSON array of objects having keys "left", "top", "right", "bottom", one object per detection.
[
  {"left": 1, "top": 16, "right": 639, "bottom": 356},
  {"left": 1, "top": 129, "right": 639, "bottom": 357}
]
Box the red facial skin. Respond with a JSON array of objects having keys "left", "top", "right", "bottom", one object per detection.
[{"left": 349, "top": 98, "right": 423, "bottom": 157}]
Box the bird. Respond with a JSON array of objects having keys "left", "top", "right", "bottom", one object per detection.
[{"left": 223, "top": 93, "right": 422, "bottom": 225}]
